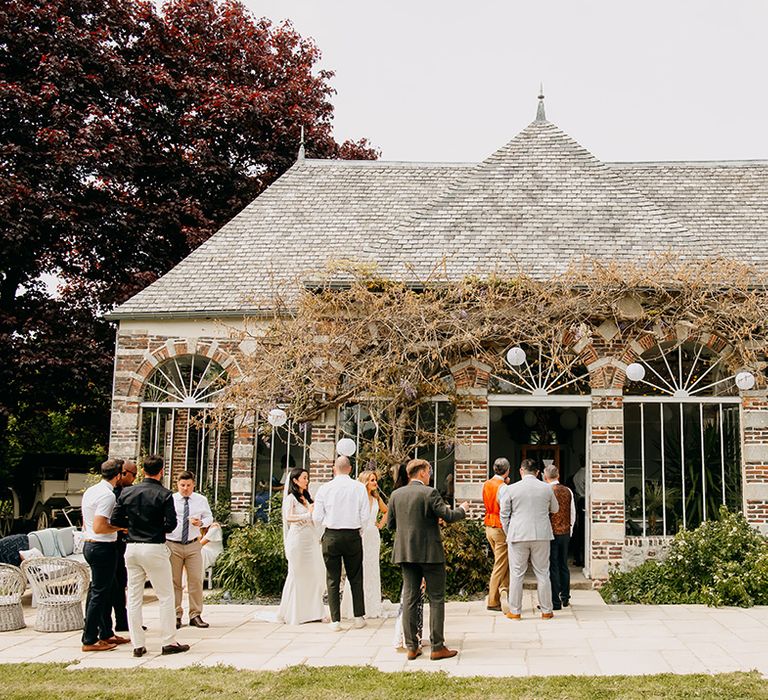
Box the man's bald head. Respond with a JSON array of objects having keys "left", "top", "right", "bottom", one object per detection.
[{"left": 334, "top": 456, "right": 352, "bottom": 474}]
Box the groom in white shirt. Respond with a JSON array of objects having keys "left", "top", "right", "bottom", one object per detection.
[{"left": 313, "top": 456, "right": 369, "bottom": 631}]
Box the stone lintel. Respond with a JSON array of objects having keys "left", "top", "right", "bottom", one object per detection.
[
  {"left": 744, "top": 483, "right": 768, "bottom": 500},
  {"left": 230, "top": 477, "right": 252, "bottom": 494},
  {"left": 590, "top": 444, "right": 624, "bottom": 462},
  {"left": 455, "top": 444, "right": 487, "bottom": 463},
  {"left": 743, "top": 445, "right": 768, "bottom": 463},
  {"left": 591, "top": 483, "right": 625, "bottom": 501},
  {"left": 591, "top": 409, "right": 623, "bottom": 428},
  {"left": 309, "top": 441, "right": 335, "bottom": 463},
  {"left": 591, "top": 523, "right": 625, "bottom": 541},
  {"left": 455, "top": 482, "right": 483, "bottom": 500}
]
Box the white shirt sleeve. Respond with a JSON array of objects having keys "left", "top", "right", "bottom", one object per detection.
[
  {"left": 94, "top": 490, "right": 116, "bottom": 519},
  {"left": 570, "top": 487, "right": 576, "bottom": 536},
  {"left": 312, "top": 485, "right": 326, "bottom": 528}
]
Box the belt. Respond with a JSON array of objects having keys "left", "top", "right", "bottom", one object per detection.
[
  {"left": 83, "top": 539, "right": 116, "bottom": 543},
  {"left": 167, "top": 538, "right": 199, "bottom": 544}
]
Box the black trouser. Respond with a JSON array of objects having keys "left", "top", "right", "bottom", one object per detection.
[
  {"left": 401, "top": 562, "right": 446, "bottom": 651},
  {"left": 82, "top": 541, "right": 117, "bottom": 645},
  {"left": 549, "top": 533, "right": 571, "bottom": 605},
  {"left": 321, "top": 528, "right": 364, "bottom": 622},
  {"left": 112, "top": 537, "right": 128, "bottom": 631}
]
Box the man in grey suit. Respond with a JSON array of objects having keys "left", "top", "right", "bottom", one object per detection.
[
  {"left": 499, "top": 458, "right": 559, "bottom": 620},
  {"left": 387, "top": 458, "right": 468, "bottom": 661}
]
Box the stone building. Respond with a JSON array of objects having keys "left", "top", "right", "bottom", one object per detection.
[{"left": 106, "top": 96, "right": 768, "bottom": 580}]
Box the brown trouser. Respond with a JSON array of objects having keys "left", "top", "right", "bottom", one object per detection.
[
  {"left": 167, "top": 539, "right": 203, "bottom": 620},
  {"left": 485, "top": 526, "right": 510, "bottom": 607}
]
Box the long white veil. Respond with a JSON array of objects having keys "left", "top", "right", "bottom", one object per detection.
[{"left": 281, "top": 471, "right": 291, "bottom": 551}]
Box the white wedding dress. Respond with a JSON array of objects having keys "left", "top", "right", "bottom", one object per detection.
[
  {"left": 276, "top": 497, "right": 326, "bottom": 625},
  {"left": 341, "top": 498, "right": 382, "bottom": 619}
]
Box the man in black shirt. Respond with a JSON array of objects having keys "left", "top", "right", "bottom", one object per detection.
[{"left": 111, "top": 455, "right": 189, "bottom": 657}]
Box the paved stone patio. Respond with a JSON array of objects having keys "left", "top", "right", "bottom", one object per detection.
[{"left": 1, "top": 589, "right": 767, "bottom": 677}]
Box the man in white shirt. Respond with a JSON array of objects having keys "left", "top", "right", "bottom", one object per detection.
[
  {"left": 80, "top": 459, "right": 130, "bottom": 652},
  {"left": 312, "top": 455, "right": 369, "bottom": 631},
  {"left": 166, "top": 471, "right": 213, "bottom": 629}
]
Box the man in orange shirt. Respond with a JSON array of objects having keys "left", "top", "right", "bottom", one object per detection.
[{"left": 482, "top": 458, "right": 511, "bottom": 611}]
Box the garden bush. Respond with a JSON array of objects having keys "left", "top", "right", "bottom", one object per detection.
[
  {"left": 214, "top": 521, "right": 286, "bottom": 598},
  {"left": 601, "top": 507, "right": 768, "bottom": 607},
  {"left": 214, "top": 511, "right": 494, "bottom": 602}
]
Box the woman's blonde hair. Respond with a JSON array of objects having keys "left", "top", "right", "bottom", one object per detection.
[{"left": 358, "top": 469, "right": 380, "bottom": 487}]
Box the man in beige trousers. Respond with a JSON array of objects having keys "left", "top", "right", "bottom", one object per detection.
[
  {"left": 167, "top": 471, "right": 213, "bottom": 629},
  {"left": 482, "top": 458, "right": 511, "bottom": 611}
]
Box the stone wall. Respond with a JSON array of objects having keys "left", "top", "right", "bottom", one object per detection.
[{"left": 742, "top": 393, "right": 768, "bottom": 535}]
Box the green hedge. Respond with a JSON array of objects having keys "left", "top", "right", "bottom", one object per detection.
[
  {"left": 601, "top": 507, "right": 768, "bottom": 607},
  {"left": 215, "top": 515, "right": 493, "bottom": 601}
]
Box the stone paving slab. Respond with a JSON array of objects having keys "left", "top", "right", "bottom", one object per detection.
[{"left": 1, "top": 589, "right": 767, "bottom": 677}]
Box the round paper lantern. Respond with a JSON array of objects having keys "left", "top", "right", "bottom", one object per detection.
[
  {"left": 559, "top": 410, "right": 578, "bottom": 430},
  {"left": 267, "top": 408, "right": 288, "bottom": 427},
  {"left": 489, "top": 406, "right": 503, "bottom": 422},
  {"left": 626, "top": 363, "right": 646, "bottom": 382},
  {"left": 735, "top": 371, "right": 756, "bottom": 391},
  {"left": 336, "top": 438, "right": 357, "bottom": 457},
  {"left": 523, "top": 410, "right": 538, "bottom": 428},
  {"left": 505, "top": 346, "right": 526, "bottom": 367}
]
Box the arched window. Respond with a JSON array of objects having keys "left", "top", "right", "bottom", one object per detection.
[
  {"left": 623, "top": 340, "right": 741, "bottom": 537},
  {"left": 490, "top": 343, "right": 590, "bottom": 396},
  {"left": 140, "top": 354, "right": 231, "bottom": 497}
]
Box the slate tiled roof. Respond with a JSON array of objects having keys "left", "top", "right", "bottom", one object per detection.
[{"left": 110, "top": 117, "right": 768, "bottom": 319}]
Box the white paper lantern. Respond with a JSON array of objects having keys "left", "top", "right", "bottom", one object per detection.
[
  {"left": 559, "top": 410, "right": 578, "bottom": 430},
  {"left": 489, "top": 406, "right": 503, "bottom": 422},
  {"left": 523, "top": 410, "right": 538, "bottom": 428},
  {"left": 267, "top": 408, "right": 288, "bottom": 427},
  {"left": 336, "top": 437, "right": 357, "bottom": 457},
  {"left": 626, "top": 363, "right": 646, "bottom": 382},
  {"left": 735, "top": 371, "right": 756, "bottom": 391},
  {"left": 505, "top": 346, "right": 526, "bottom": 367}
]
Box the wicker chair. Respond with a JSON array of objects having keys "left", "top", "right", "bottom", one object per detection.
[
  {"left": 21, "top": 557, "right": 90, "bottom": 632},
  {"left": 0, "top": 563, "right": 26, "bottom": 631}
]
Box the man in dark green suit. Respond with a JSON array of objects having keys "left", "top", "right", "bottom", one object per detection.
[{"left": 387, "top": 458, "right": 468, "bottom": 660}]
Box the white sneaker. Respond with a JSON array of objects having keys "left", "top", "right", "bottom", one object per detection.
[
  {"left": 353, "top": 617, "right": 366, "bottom": 629},
  {"left": 329, "top": 621, "right": 342, "bottom": 632},
  {"left": 500, "top": 588, "right": 510, "bottom": 615}
]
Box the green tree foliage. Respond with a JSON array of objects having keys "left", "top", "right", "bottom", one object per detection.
[{"left": 0, "top": 0, "right": 378, "bottom": 475}]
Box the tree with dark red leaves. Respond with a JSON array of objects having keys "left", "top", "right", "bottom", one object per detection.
[{"left": 0, "top": 0, "right": 377, "bottom": 475}]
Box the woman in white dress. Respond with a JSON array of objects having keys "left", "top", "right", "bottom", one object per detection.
[
  {"left": 276, "top": 467, "right": 327, "bottom": 625},
  {"left": 341, "top": 469, "right": 387, "bottom": 619},
  {"left": 200, "top": 521, "right": 224, "bottom": 573}
]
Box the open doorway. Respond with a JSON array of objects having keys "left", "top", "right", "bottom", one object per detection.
[{"left": 489, "top": 404, "right": 589, "bottom": 569}]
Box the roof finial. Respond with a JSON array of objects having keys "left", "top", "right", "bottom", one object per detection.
[
  {"left": 536, "top": 83, "right": 546, "bottom": 123},
  {"left": 298, "top": 125, "right": 305, "bottom": 160}
]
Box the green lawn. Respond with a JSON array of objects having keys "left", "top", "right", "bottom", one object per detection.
[{"left": 1, "top": 664, "right": 767, "bottom": 700}]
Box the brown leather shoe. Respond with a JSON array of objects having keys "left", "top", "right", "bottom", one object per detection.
[
  {"left": 104, "top": 635, "right": 130, "bottom": 645},
  {"left": 189, "top": 615, "right": 210, "bottom": 628},
  {"left": 161, "top": 643, "right": 190, "bottom": 655},
  {"left": 82, "top": 640, "right": 116, "bottom": 652},
  {"left": 505, "top": 612, "right": 521, "bottom": 620},
  {"left": 541, "top": 612, "right": 554, "bottom": 619},
  {"left": 486, "top": 605, "right": 502, "bottom": 612},
  {"left": 430, "top": 647, "right": 458, "bottom": 660},
  {"left": 406, "top": 648, "right": 422, "bottom": 660}
]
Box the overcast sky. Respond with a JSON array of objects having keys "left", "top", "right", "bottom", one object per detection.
[{"left": 245, "top": 0, "right": 767, "bottom": 163}]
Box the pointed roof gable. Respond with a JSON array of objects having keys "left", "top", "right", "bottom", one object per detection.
[{"left": 374, "top": 119, "right": 697, "bottom": 280}]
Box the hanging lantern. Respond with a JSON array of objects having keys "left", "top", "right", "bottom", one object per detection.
[
  {"left": 336, "top": 438, "right": 357, "bottom": 457},
  {"left": 626, "top": 363, "right": 646, "bottom": 382},
  {"left": 506, "top": 346, "right": 526, "bottom": 367},
  {"left": 559, "top": 410, "right": 579, "bottom": 430},
  {"left": 735, "top": 371, "right": 756, "bottom": 391},
  {"left": 523, "top": 410, "right": 538, "bottom": 428},
  {"left": 267, "top": 408, "right": 288, "bottom": 427}
]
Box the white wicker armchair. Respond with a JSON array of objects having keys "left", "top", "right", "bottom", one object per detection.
[
  {"left": 21, "top": 557, "right": 90, "bottom": 632},
  {"left": 0, "top": 563, "right": 26, "bottom": 631}
]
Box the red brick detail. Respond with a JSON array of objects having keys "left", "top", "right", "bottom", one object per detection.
[
  {"left": 455, "top": 462, "right": 486, "bottom": 482},
  {"left": 592, "top": 395, "right": 623, "bottom": 410},
  {"left": 590, "top": 542, "right": 624, "bottom": 559},
  {"left": 452, "top": 365, "right": 490, "bottom": 390},
  {"left": 591, "top": 463, "right": 623, "bottom": 482},
  {"left": 591, "top": 501, "right": 625, "bottom": 523},
  {"left": 591, "top": 427, "right": 623, "bottom": 443},
  {"left": 745, "top": 465, "right": 768, "bottom": 482},
  {"left": 455, "top": 395, "right": 488, "bottom": 411},
  {"left": 455, "top": 426, "right": 488, "bottom": 444},
  {"left": 746, "top": 500, "right": 768, "bottom": 523}
]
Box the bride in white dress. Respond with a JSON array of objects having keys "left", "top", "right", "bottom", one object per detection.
[
  {"left": 341, "top": 470, "right": 388, "bottom": 619},
  {"left": 276, "top": 467, "right": 327, "bottom": 625}
]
